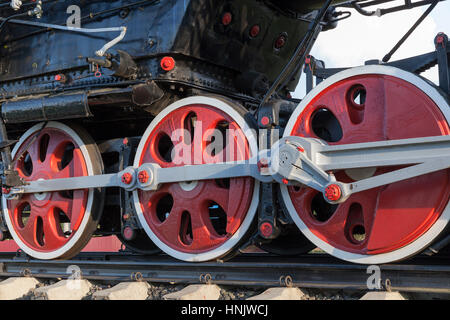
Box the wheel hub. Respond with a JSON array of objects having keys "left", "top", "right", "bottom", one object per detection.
[{"left": 179, "top": 180, "right": 198, "bottom": 192}]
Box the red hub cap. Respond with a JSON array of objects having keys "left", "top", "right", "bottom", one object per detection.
[
  {"left": 286, "top": 73, "right": 450, "bottom": 256},
  {"left": 137, "top": 104, "right": 255, "bottom": 254},
  {"left": 6, "top": 127, "right": 89, "bottom": 253}
]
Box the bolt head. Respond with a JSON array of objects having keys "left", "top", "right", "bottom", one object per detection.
[
  {"left": 261, "top": 116, "right": 270, "bottom": 126},
  {"left": 161, "top": 57, "right": 175, "bottom": 71},
  {"left": 260, "top": 222, "right": 273, "bottom": 238},
  {"left": 123, "top": 226, "right": 135, "bottom": 241},
  {"left": 274, "top": 35, "right": 287, "bottom": 49},
  {"left": 249, "top": 24, "right": 260, "bottom": 38},
  {"left": 222, "top": 12, "right": 232, "bottom": 26}
]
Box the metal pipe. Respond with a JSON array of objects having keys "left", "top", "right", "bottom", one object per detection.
[
  {"left": 0, "top": 17, "right": 127, "bottom": 56},
  {"left": 2, "top": 93, "right": 92, "bottom": 123},
  {"left": 0, "top": 119, "right": 12, "bottom": 170}
]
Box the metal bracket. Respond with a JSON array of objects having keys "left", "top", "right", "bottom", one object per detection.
[{"left": 435, "top": 32, "right": 449, "bottom": 94}]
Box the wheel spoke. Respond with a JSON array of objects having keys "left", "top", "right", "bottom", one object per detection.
[
  {"left": 190, "top": 207, "right": 223, "bottom": 249},
  {"left": 50, "top": 192, "right": 71, "bottom": 214},
  {"left": 50, "top": 190, "right": 86, "bottom": 231},
  {"left": 26, "top": 136, "right": 41, "bottom": 166},
  {"left": 202, "top": 183, "right": 229, "bottom": 212},
  {"left": 45, "top": 132, "right": 70, "bottom": 160},
  {"left": 20, "top": 208, "right": 39, "bottom": 246},
  {"left": 158, "top": 112, "right": 184, "bottom": 139},
  {"left": 51, "top": 148, "right": 85, "bottom": 179},
  {"left": 157, "top": 206, "right": 183, "bottom": 244}
]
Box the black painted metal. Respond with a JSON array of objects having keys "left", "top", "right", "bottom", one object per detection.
[
  {"left": 2, "top": 93, "right": 91, "bottom": 123},
  {"left": 258, "top": 0, "right": 331, "bottom": 109},
  {"left": 0, "top": 252, "right": 450, "bottom": 292},
  {"left": 0, "top": 0, "right": 312, "bottom": 103}
]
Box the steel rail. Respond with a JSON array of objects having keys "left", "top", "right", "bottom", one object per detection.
[{"left": 0, "top": 252, "right": 450, "bottom": 293}]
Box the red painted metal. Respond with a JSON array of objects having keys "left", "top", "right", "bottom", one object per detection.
[
  {"left": 137, "top": 104, "right": 254, "bottom": 253},
  {"left": 138, "top": 170, "right": 149, "bottom": 184},
  {"left": 260, "top": 222, "right": 273, "bottom": 238},
  {"left": 160, "top": 57, "right": 175, "bottom": 71},
  {"left": 324, "top": 184, "right": 341, "bottom": 201},
  {"left": 261, "top": 116, "right": 270, "bottom": 126},
  {"left": 54, "top": 74, "right": 66, "bottom": 83},
  {"left": 121, "top": 172, "right": 133, "bottom": 184},
  {"left": 0, "top": 236, "right": 122, "bottom": 253},
  {"left": 287, "top": 74, "right": 450, "bottom": 255},
  {"left": 249, "top": 24, "right": 260, "bottom": 38},
  {"left": 6, "top": 128, "right": 90, "bottom": 253},
  {"left": 221, "top": 12, "right": 232, "bottom": 26}
]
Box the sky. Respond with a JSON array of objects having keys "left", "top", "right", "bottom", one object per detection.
[{"left": 293, "top": 0, "right": 449, "bottom": 98}]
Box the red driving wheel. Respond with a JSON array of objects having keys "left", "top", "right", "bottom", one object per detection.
[
  {"left": 3, "top": 122, "right": 104, "bottom": 260},
  {"left": 133, "top": 97, "right": 259, "bottom": 261},
  {"left": 281, "top": 66, "right": 450, "bottom": 264}
]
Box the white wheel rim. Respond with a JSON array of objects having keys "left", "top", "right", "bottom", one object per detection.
[
  {"left": 280, "top": 65, "right": 450, "bottom": 264},
  {"left": 133, "top": 96, "right": 260, "bottom": 262},
  {"left": 2, "top": 121, "right": 96, "bottom": 260}
]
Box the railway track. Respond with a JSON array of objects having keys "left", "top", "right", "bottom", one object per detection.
[{"left": 0, "top": 251, "right": 449, "bottom": 294}]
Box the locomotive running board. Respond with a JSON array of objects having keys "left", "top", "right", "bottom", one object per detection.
[{"left": 5, "top": 135, "right": 450, "bottom": 204}]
